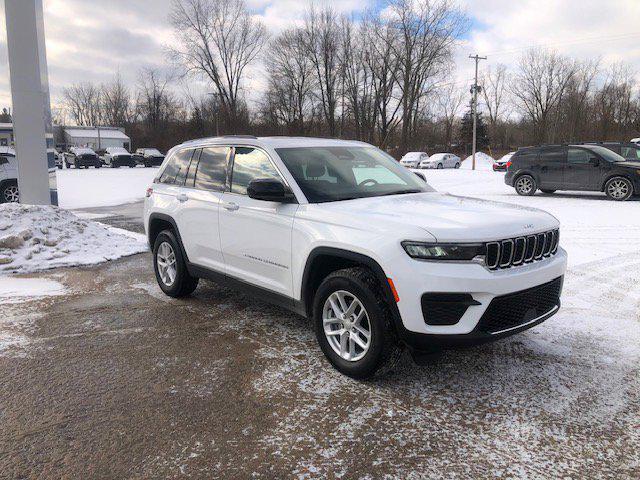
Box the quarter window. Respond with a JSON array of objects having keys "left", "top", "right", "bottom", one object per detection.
[
  {"left": 158, "top": 149, "right": 193, "bottom": 185},
  {"left": 194, "top": 147, "right": 230, "bottom": 191},
  {"left": 231, "top": 147, "right": 282, "bottom": 195}
]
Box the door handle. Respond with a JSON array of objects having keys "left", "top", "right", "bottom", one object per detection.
[
  {"left": 176, "top": 193, "right": 189, "bottom": 203},
  {"left": 223, "top": 202, "right": 239, "bottom": 211}
]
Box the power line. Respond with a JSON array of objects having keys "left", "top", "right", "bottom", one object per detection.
[{"left": 469, "top": 54, "right": 486, "bottom": 171}]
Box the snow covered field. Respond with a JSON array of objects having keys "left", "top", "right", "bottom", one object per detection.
[{"left": 57, "top": 167, "right": 158, "bottom": 209}]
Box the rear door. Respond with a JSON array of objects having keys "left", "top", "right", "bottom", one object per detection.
[
  {"left": 537, "top": 147, "right": 566, "bottom": 189},
  {"left": 175, "top": 146, "right": 231, "bottom": 272},
  {"left": 219, "top": 146, "right": 298, "bottom": 297},
  {"left": 564, "top": 148, "right": 600, "bottom": 190}
]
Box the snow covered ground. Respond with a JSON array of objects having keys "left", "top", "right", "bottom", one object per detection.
[
  {"left": 0, "top": 204, "right": 148, "bottom": 302},
  {"left": 57, "top": 167, "right": 158, "bottom": 209}
]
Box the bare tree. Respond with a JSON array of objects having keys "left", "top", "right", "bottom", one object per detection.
[
  {"left": 135, "top": 69, "right": 176, "bottom": 129},
  {"left": 387, "top": 0, "right": 467, "bottom": 152},
  {"left": 436, "top": 81, "right": 465, "bottom": 148},
  {"left": 481, "top": 64, "right": 510, "bottom": 130},
  {"left": 511, "top": 49, "right": 577, "bottom": 143},
  {"left": 169, "top": 0, "right": 266, "bottom": 129},
  {"left": 302, "top": 6, "right": 342, "bottom": 136},
  {"left": 101, "top": 72, "right": 132, "bottom": 126},
  {"left": 63, "top": 82, "right": 102, "bottom": 126},
  {"left": 264, "top": 28, "right": 316, "bottom": 134}
]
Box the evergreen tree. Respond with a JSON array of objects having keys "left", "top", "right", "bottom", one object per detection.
[{"left": 460, "top": 107, "right": 489, "bottom": 151}]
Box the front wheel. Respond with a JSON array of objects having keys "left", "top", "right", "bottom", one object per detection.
[
  {"left": 454, "top": 162, "right": 460, "bottom": 169},
  {"left": 153, "top": 230, "right": 199, "bottom": 297},
  {"left": 515, "top": 174, "right": 537, "bottom": 196},
  {"left": 437, "top": 163, "right": 443, "bottom": 169},
  {"left": 605, "top": 177, "right": 633, "bottom": 201},
  {"left": 314, "top": 267, "right": 401, "bottom": 379}
]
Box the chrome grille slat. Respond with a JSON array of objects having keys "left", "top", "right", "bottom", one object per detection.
[{"left": 485, "top": 229, "right": 559, "bottom": 270}]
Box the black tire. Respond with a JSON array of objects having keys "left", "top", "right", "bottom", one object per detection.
[
  {"left": 540, "top": 189, "right": 556, "bottom": 194},
  {"left": 1, "top": 181, "right": 19, "bottom": 203},
  {"left": 455, "top": 162, "right": 460, "bottom": 169},
  {"left": 514, "top": 174, "right": 537, "bottom": 196},
  {"left": 152, "top": 230, "right": 199, "bottom": 297},
  {"left": 437, "top": 163, "right": 443, "bottom": 169},
  {"left": 313, "top": 267, "right": 401, "bottom": 379},
  {"left": 605, "top": 176, "right": 633, "bottom": 201},
  {"left": 95, "top": 164, "right": 101, "bottom": 169}
]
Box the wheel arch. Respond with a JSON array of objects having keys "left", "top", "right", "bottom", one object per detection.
[
  {"left": 300, "top": 247, "right": 401, "bottom": 327},
  {"left": 147, "top": 213, "right": 190, "bottom": 262},
  {"left": 600, "top": 173, "right": 634, "bottom": 193}
]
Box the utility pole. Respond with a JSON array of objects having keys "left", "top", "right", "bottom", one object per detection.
[{"left": 469, "top": 54, "right": 486, "bottom": 171}]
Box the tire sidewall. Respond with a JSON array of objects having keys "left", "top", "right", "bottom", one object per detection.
[
  {"left": 313, "top": 274, "right": 389, "bottom": 378},
  {"left": 515, "top": 174, "right": 536, "bottom": 196},
  {"left": 605, "top": 177, "right": 633, "bottom": 201},
  {"left": 153, "top": 230, "right": 190, "bottom": 296}
]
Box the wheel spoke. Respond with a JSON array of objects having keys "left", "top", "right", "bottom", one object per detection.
[
  {"left": 336, "top": 292, "right": 349, "bottom": 313},
  {"left": 351, "top": 332, "right": 368, "bottom": 350},
  {"left": 325, "top": 328, "right": 344, "bottom": 337},
  {"left": 328, "top": 296, "right": 343, "bottom": 317},
  {"left": 340, "top": 331, "right": 349, "bottom": 356},
  {"left": 353, "top": 324, "right": 370, "bottom": 340}
]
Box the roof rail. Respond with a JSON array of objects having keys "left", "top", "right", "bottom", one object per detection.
[{"left": 221, "top": 135, "right": 258, "bottom": 139}]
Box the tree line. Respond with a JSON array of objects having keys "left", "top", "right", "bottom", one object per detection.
[{"left": 53, "top": 0, "right": 640, "bottom": 157}]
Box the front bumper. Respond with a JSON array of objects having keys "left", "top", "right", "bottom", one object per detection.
[{"left": 388, "top": 248, "right": 568, "bottom": 350}]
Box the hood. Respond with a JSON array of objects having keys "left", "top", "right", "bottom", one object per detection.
[
  {"left": 310, "top": 192, "right": 559, "bottom": 242},
  {"left": 618, "top": 161, "right": 640, "bottom": 168}
]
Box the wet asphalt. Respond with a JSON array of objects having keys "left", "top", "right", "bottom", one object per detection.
[{"left": 0, "top": 203, "right": 638, "bottom": 479}]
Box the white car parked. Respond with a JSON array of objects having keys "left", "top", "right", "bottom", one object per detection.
[
  {"left": 103, "top": 147, "right": 137, "bottom": 168},
  {"left": 400, "top": 152, "right": 428, "bottom": 168},
  {"left": 144, "top": 136, "right": 567, "bottom": 378},
  {"left": 0, "top": 147, "right": 18, "bottom": 203},
  {"left": 419, "top": 153, "right": 461, "bottom": 169}
]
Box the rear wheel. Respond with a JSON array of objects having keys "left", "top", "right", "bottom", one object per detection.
[
  {"left": 437, "top": 163, "right": 443, "bottom": 169},
  {"left": 540, "top": 189, "right": 556, "bottom": 194},
  {"left": 455, "top": 162, "right": 460, "bottom": 169},
  {"left": 314, "top": 267, "right": 401, "bottom": 379},
  {"left": 515, "top": 174, "right": 537, "bottom": 196},
  {"left": 605, "top": 176, "right": 633, "bottom": 201},
  {"left": 1, "top": 181, "right": 19, "bottom": 203},
  {"left": 153, "top": 230, "right": 199, "bottom": 297}
]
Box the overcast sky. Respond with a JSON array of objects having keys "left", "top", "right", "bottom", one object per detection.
[{"left": 0, "top": 0, "right": 639, "bottom": 115}]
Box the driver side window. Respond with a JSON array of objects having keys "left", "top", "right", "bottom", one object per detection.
[
  {"left": 231, "top": 147, "right": 282, "bottom": 195},
  {"left": 567, "top": 148, "right": 597, "bottom": 165}
]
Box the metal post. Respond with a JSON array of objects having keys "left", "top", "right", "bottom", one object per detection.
[
  {"left": 4, "top": 0, "right": 56, "bottom": 205},
  {"left": 469, "top": 54, "right": 486, "bottom": 171}
]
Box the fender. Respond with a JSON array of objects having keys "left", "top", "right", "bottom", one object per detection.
[
  {"left": 147, "top": 213, "right": 190, "bottom": 263},
  {"left": 300, "top": 246, "right": 404, "bottom": 333}
]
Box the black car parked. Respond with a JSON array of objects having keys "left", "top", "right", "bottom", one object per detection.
[
  {"left": 64, "top": 147, "right": 102, "bottom": 169},
  {"left": 505, "top": 144, "right": 640, "bottom": 201}
]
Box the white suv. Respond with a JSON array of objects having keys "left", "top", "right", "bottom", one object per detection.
[
  {"left": 144, "top": 136, "right": 567, "bottom": 378},
  {"left": 0, "top": 147, "right": 19, "bottom": 203}
]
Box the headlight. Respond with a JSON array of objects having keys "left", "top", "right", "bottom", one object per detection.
[{"left": 402, "top": 241, "right": 485, "bottom": 261}]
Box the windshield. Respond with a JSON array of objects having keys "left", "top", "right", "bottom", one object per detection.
[
  {"left": 276, "top": 146, "right": 433, "bottom": 203},
  {"left": 145, "top": 149, "right": 163, "bottom": 156},
  {"left": 582, "top": 145, "right": 625, "bottom": 163},
  {"left": 74, "top": 148, "right": 95, "bottom": 155}
]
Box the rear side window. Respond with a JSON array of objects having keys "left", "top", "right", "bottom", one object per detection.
[
  {"left": 539, "top": 147, "right": 565, "bottom": 163},
  {"left": 194, "top": 146, "right": 230, "bottom": 191},
  {"left": 158, "top": 149, "right": 193, "bottom": 185},
  {"left": 513, "top": 149, "right": 538, "bottom": 164},
  {"left": 231, "top": 147, "right": 281, "bottom": 195}
]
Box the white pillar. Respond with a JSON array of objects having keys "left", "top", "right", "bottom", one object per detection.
[{"left": 4, "top": 0, "right": 56, "bottom": 205}]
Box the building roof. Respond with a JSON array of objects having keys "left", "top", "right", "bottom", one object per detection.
[
  {"left": 64, "top": 127, "right": 129, "bottom": 140},
  {"left": 0, "top": 123, "right": 13, "bottom": 131}
]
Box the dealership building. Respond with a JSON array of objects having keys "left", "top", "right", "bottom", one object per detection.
[{"left": 61, "top": 126, "right": 131, "bottom": 150}]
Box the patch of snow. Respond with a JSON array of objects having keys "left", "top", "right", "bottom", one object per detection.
[
  {"left": 0, "top": 277, "right": 66, "bottom": 304},
  {"left": 0, "top": 203, "right": 147, "bottom": 274},
  {"left": 461, "top": 151, "right": 494, "bottom": 170},
  {"left": 57, "top": 167, "right": 158, "bottom": 209}
]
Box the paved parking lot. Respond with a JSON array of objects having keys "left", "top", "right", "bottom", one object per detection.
[{"left": 1, "top": 248, "right": 638, "bottom": 478}]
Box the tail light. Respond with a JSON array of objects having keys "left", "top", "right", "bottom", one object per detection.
[
  {"left": 145, "top": 187, "right": 153, "bottom": 198},
  {"left": 506, "top": 161, "right": 512, "bottom": 170}
]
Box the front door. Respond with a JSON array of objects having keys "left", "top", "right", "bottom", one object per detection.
[
  {"left": 219, "top": 147, "right": 298, "bottom": 297},
  {"left": 564, "top": 148, "right": 600, "bottom": 190}
]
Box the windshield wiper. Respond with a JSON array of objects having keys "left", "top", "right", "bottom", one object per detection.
[{"left": 378, "top": 189, "right": 422, "bottom": 196}]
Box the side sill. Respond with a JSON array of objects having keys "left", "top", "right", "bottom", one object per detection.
[{"left": 187, "top": 262, "right": 307, "bottom": 318}]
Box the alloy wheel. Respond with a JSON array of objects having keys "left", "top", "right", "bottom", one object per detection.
[
  {"left": 323, "top": 290, "right": 372, "bottom": 362},
  {"left": 516, "top": 176, "right": 533, "bottom": 194},
  {"left": 156, "top": 241, "right": 177, "bottom": 287},
  {"left": 607, "top": 179, "right": 630, "bottom": 200},
  {"left": 3, "top": 185, "right": 19, "bottom": 203}
]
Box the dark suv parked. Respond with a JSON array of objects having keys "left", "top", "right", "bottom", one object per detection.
[{"left": 505, "top": 144, "right": 640, "bottom": 201}]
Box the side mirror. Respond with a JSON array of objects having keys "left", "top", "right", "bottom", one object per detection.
[
  {"left": 247, "top": 178, "right": 295, "bottom": 203},
  {"left": 414, "top": 171, "right": 427, "bottom": 182}
]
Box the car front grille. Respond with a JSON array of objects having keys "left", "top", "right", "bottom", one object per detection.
[
  {"left": 476, "top": 277, "right": 563, "bottom": 334},
  {"left": 485, "top": 229, "right": 559, "bottom": 270}
]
